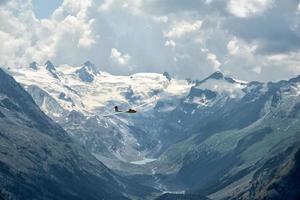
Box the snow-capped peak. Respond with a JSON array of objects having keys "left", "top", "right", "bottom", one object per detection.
[
  {"left": 198, "top": 71, "right": 247, "bottom": 85},
  {"left": 83, "top": 61, "right": 99, "bottom": 75},
  {"left": 10, "top": 64, "right": 192, "bottom": 116},
  {"left": 163, "top": 72, "right": 172, "bottom": 81},
  {"left": 76, "top": 66, "right": 95, "bottom": 82},
  {"left": 29, "top": 61, "right": 38, "bottom": 70},
  {"left": 207, "top": 71, "right": 224, "bottom": 80},
  {"left": 189, "top": 71, "right": 249, "bottom": 103},
  {"left": 84, "top": 61, "right": 94, "bottom": 67},
  {"left": 45, "top": 60, "right": 59, "bottom": 79},
  {"left": 45, "top": 60, "right": 55, "bottom": 71}
]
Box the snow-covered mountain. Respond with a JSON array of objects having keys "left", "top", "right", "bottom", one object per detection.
[
  {"left": 0, "top": 68, "right": 155, "bottom": 200},
  {"left": 150, "top": 73, "right": 300, "bottom": 199},
  {"left": 13, "top": 61, "right": 190, "bottom": 115},
  {"left": 5, "top": 62, "right": 300, "bottom": 199},
  {"left": 9, "top": 61, "right": 192, "bottom": 169}
]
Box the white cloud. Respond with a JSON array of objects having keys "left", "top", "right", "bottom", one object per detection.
[
  {"left": 267, "top": 52, "right": 300, "bottom": 70},
  {"left": 207, "top": 52, "right": 221, "bottom": 71},
  {"left": 61, "top": 0, "right": 92, "bottom": 14},
  {"left": 0, "top": 0, "right": 96, "bottom": 67},
  {"left": 227, "top": 0, "right": 273, "bottom": 18},
  {"left": 205, "top": 0, "right": 214, "bottom": 5},
  {"left": 99, "top": 0, "right": 143, "bottom": 15},
  {"left": 152, "top": 15, "right": 168, "bottom": 23},
  {"left": 227, "top": 38, "right": 257, "bottom": 55},
  {"left": 99, "top": 0, "right": 115, "bottom": 11},
  {"left": 253, "top": 66, "right": 262, "bottom": 74},
  {"left": 77, "top": 19, "right": 96, "bottom": 49},
  {"left": 223, "top": 37, "right": 265, "bottom": 80},
  {"left": 164, "top": 20, "right": 202, "bottom": 39},
  {"left": 110, "top": 48, "right": 131, "bottom": 66},
  {"left": 1, "top": 0, "right": 300, "bottom": 82},
  {"left": 165, "top": 40, "right": 176, "bottom": 48},
  {"left": 227, "top": 39, "right": 240, "bottom": 55}
]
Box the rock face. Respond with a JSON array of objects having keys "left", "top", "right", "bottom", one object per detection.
[
  {"left": 45, "top": 60, "right": 55, "bottom": 71},
  {"left": 76, "top": 66, "right": 94, "bottom": 82},
  {"left": 150, "top": 73, "right": 300, "bottom": 199},
  {"left": 246, "top": 146, "right": 300, "bottom": 200},
  {"left": 155, "top": 193, "right": 210, "bottom": 200},
  {"left": 0, "top": 68, "right": 151, "bottom": 200},
  {"left": 45, "top": 61, "right": 59, "bottom": 79},
  {"left": 29, "top": 62, "right": 38, "bottom": 70},
  {"left": 75, "top": 62, "right": 101, "bottom": 82},
  {"left": 163, "top": 72, "right": 172, "bottom": 81},
  {"left": 83, "top": 61, "right": 100, "bottom": 75}
]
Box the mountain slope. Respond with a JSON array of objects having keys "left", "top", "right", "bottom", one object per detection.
[
  {"left": 7, "top": 63, "right": 300, "bottom": 199},
  {"left": 148, "top": 73, "right": 300, "bottom": 198},
  {"left": 10, "top": 62, "right": 191, "bottom": 170},
  {"left": 245, "top": 145, "right": 300, "bottom": 200},
  {"left": 0, "top": 68, "right": 153, "bottom": 200}
]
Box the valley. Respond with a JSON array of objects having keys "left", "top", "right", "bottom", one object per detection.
[{"left": 1, "top": 61, "right": 300, "bottom": 199}]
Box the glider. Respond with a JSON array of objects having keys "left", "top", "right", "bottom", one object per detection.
[{"left": 101, "top": 97, "right": 157, "bottom": 118}]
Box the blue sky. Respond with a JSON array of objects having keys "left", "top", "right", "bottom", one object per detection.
[
  {"left": 32, "top": 0, "right": 62, "bottom": 19},
  {"left": 0, "top": 0, "right": 300, "bottom": 81}
]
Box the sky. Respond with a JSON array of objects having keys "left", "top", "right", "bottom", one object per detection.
[
  {"left": 0, "top": 0, "right": 300, "bottom": 81},
  {"left": 32, "top": 0, "right": 63, "bottom": 19}
]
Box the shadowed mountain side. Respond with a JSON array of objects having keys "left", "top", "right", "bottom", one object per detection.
[
  {"left": 155, "top": 193, "right": 210, "bottom": 200},
  {"left": 246, "top": 145, "right": 300, "bottom": 200},
  {"left": 0, "top": 68, "right": 155, "bottom": 200}
]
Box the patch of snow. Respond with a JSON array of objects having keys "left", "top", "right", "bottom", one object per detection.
[
  {"left": 130, "top": 158, "right": 157, "bottom": 165},
  {"left": 196, "top": 79, "right": 246, "bottom": 99}
]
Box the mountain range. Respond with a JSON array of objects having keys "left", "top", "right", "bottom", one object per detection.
[
  {"left": 1, "top": 61, "right": 300, "bottom": 200},
  {"left": 0, "top": 68, "right": 155, "bottom": 200}
]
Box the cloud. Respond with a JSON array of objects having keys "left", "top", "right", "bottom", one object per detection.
[
  {"left": 152, "top": 15, "right": 168, "bottom": 23},
  {"left": 165, "top": 40, "right": 176, "bottom": 48},
  {"left": 0, "top": 0, "right": 8, "bottom": 6},
  {"left": 0, "top": 0, "right": 97, "bottom": 67},
  {"left": 253, "top": 66, "right": 262, "bottom": 74},
  {"left": 110, "top": 48, "right": 131, "bottom": 66},
  {"left": 77, "top": 19, "right": 96, "bottom": 49},
  {"left": 227, "top": 37, "right": 257, "bottom": 55},
  {"left": 142, "top": 0, "right": 226, "bottom": 16},
  {"left": 225, "top": 0, "right": 300, "bottom": 54},
  {"left": 227, "top": 39, "right": 240, "bottom": 55},
  {"left": 99, "top": 0, "right": 114, "bottom": 11},
  {"left": 164, "top": 20, "right": 202, "bottom": 39},
  {"left": 227, "top": 0, "right": 273, "bottom": 18},
  {"left": 206, "top": 53, "right": 221, "bottom": 71},
  {"left": 267, "top": 51, "right": 300, "bottom": 73},
  {"left": 99, "top": 0, "right": 143, "bottom": 15},
  {"left": 1, "top": 0, "right": 300, "bottom": 82}
]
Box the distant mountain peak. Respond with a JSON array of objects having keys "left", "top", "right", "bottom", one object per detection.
[
  {"left": 163, "top": 72, "right": 172, "bottom": 81},
  {"left": 197, "top": 71, "right": 225, "bottom": 85},
  {"left": 83, "top": 61, "right": 99, "bottom": 75},
  {"left": 207, "top": 71, "right": 224, "bottom": 80},
  {"left": 0, "top": 68, "right": 138, "bottom": 200},
  {"left": 45, "top": 60, "right": 59, "bottom": 79},
  {"left": 288, "top": 74, "right": 300, "bottom": 84},
  {"left": 29, "top": 61, "right": 38, "bottom": 70},
  {"left": 198, "top": 71, "right": 248, "bottom": 86},
  {"left": 45, "top": 60, "right": 55, "bottom": 71},
  {"left": 84, "top": 61, "right": 94, "bottom": 67},
  {"left": 76, "top": 66, "right": 94, "bottom": 82}
]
